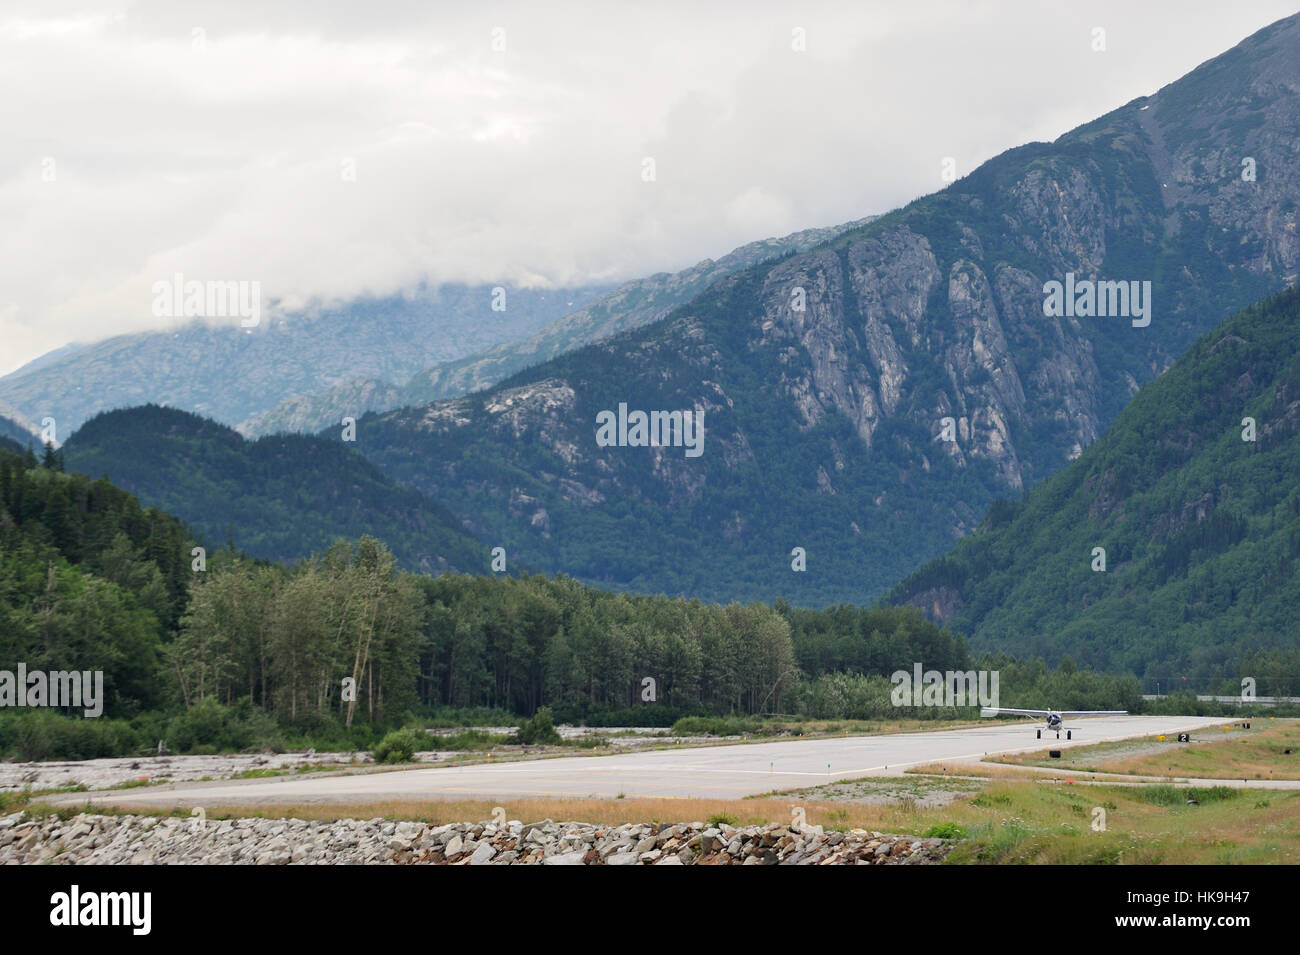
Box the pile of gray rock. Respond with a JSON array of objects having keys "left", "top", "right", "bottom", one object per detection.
[{"left": 0, "top": 811, "right": 952, "bottom": 865}]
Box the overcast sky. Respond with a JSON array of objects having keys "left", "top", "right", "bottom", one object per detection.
[{"left": 2, "top": 0, "right": 1296, "bottom": 375}]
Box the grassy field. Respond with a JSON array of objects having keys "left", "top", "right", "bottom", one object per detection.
[
  {"left": 991, "top": 719, "right": 1300, "bottom": 780},
  {"left": 906, "top": 762, "right": 1142, "bottom": 783},
  {"left": 937, "top": 781, "right": 1299, "bottom": 864}
]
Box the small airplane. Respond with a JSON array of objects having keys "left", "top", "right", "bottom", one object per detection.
[{"left": 980, "top": 707, "right": 1127, "bottom": 739}]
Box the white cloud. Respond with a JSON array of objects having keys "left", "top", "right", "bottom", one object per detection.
[{"left": 0, "top": 0, "right": 1295, "bottom": 374}]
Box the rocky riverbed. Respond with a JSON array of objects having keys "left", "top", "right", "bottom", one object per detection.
[
  {"left": 0, "top": 811, "right": 952, "bottom": 865},
  {"left": 0, "top": 751, "right": 366, "bottom": 792},
  {"left": 0, "top": 729, "right": 721, "bottom": 792}
]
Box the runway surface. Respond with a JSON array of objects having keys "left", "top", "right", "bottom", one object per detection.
[{"left": 54, "top": 714, "right": 1235, "bottom": 808}]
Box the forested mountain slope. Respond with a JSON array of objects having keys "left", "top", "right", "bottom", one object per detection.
[
  {"left": 891, "top": 283, "right": 1300, "bottom": 683},
  {"left": 62, "top": 406, "right": 489, "bottom": 575}
]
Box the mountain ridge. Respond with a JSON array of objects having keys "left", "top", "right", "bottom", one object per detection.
[
  {"left": 343, "top": 13, "right": 1300, "bottom": 606},
  {"left": 0, "top": 284, "right": 613, "bottom": 438}
]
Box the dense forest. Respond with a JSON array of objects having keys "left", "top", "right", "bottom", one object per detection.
[{"left": 0, "top": 445, "right": 190, "bottom": 719}]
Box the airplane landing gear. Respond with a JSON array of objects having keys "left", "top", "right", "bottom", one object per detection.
[
  {"left": 1036, "top": 730, "right": 1041, "bottom": 739},
  {"left": 1055, "top": 732, "right": 1060, "bottom": 739},
  {"left": 1067, "top": 730, "right": 1072, "bottom": 740}
]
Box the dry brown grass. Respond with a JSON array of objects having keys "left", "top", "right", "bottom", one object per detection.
[
  {"left": 97, "top": 795, "right": 938, "bottom": 833},
  {"left": 1097, "top": 719, "right": 1300, "bottom": 780},
  {"left": 993, "top": 719, "right": 1300, "bottom": 780}
]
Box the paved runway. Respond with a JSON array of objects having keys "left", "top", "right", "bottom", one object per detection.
[{"left": 54, "top": 715, "right": 1234, "bottom": 808}]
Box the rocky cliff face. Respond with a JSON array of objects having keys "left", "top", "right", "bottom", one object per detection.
[
  {"left": 243, "top": 217, "right": 876, "bottom": 436},
  {"left": 354, "top": 15, "right": 1300, "bottom": 606}
]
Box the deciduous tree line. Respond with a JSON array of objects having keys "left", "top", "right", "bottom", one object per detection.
[{"left": 174, "top": 542, "right": 979, "bottom": 726}]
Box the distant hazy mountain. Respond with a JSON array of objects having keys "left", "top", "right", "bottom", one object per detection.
[
  {"left": 62, "top": 405, "right": 488, "bottom": 575},
  {"left": 0, "top": 284, "right": 612, "bottom": 438},
  {"left": 890, "top": 283, "right": 1300, "bottom": 681},
  {"left": 347, "top": 14, "right": 1300, "bottom": 606},
  {"left": 244, "top": 218, "right": 876, "bottom": 436}
]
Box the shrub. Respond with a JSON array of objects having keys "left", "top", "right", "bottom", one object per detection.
[
  {"left": 371, "top": 728, "right": 427, "bottom": 764},
  {"left": 671, "top": 715, "right": 749, "bottom": 736},
  {"left": 923, "top": 822, "right": 966, "bottom": 839},
  {"left": 1136, "top": 784, "right": 1239, "bottom": 807},
  {"left": 0, "top": 711, "right": 143, "bottom": 761},
  {"left": 163, "top": 697, "right": 284, "bottom": 754},
  {"left": 163, "top": 697, "right": 230, "bottom": 752},
  {"left": 513, "top": 707, "right": 562, "bottom": 746},
  {"left": 417, "top": 706, "right": 518, "bottom": 728},
  {"left": 434, "top": 730, "right": 508, "bottom": 751}
]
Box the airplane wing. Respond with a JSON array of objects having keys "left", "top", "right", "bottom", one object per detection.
[{"left": 981, "top": 707, "right": 1129, "bottom": 717}]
